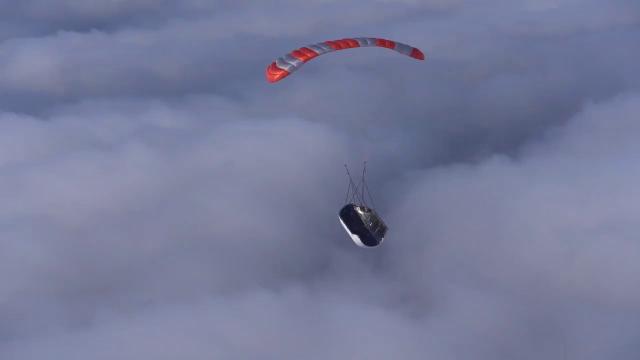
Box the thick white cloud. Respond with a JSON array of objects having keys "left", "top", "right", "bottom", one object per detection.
[
  {"left": 0, "top": 96, "right": 355, "bottom": 342},
  {"left": 386, "top": 94, "right": 640, "bottom": 358},
  {"left": 0, "top": 1, "right": 639, "bottom": 359}
]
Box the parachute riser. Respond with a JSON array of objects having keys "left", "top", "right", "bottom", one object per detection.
[{"left": 343, "top": 162, "right": 376, "bottom": 209}]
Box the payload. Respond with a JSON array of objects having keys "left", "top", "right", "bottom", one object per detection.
[{"left": 339, "top": 163, "right": 388, "bottom": 248}]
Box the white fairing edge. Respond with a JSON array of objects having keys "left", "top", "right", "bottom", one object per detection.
[{"left": 339, "top": 216, "right": 367, "bottom": 248}]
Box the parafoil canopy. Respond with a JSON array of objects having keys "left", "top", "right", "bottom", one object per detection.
[{"left": 266, "top": 37, "right": 425, "bottom": 83}]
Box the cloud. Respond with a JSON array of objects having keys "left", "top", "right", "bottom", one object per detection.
[
  {"left": 386, "top": 93, "right": 640, "bottom": 358},
  {"left": 0, "top": 96, "right": 357, "bottom": 340},
  {"left": 0, "top": 1, "right": 639, "bottom": 359}
]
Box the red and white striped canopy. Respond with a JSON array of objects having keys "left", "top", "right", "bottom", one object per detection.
[{"left": 266, "top": 37, "right": 425, "bottom": 83}]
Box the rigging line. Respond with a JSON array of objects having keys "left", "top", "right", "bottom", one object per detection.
[
  {"left": 344, "top": 164, "right": 353, "bottom": 204},
  {"left": 344, "top": 164, "right": 362, "bottom": 205},
  {"left": 343, "top": 176, "right": 352, "bottom": 205},
  {"left": 351, "top": 181, "right": 362, "bottom": 204},
  {"left": 361, "top": 161, "right": 367, "bottom": 207},
  {"left": 364, "top": 180, "right": 377, "bottom": 210}
]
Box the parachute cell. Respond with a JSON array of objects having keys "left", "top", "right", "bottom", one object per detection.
[{"left": 265, "top": 37, "right": 425, "bottom": 83}]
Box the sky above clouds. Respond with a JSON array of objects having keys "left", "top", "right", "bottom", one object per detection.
[{"left": 1, "top": 1, "right": 639, "bottom": 359}]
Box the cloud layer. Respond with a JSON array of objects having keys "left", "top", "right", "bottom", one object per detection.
[{"left": 1, "top": 1, "right": 639, "bottom": 358}]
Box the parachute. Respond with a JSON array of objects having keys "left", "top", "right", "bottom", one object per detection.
[
  {"left": 265, "top": 37, "right": 425, "bottom": 83},
  {"left": 339, "top": 163, "right": 388, "bottom": 248},
  {"left": 265, "top": 38, "right": 415, "bottom": 248}
]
